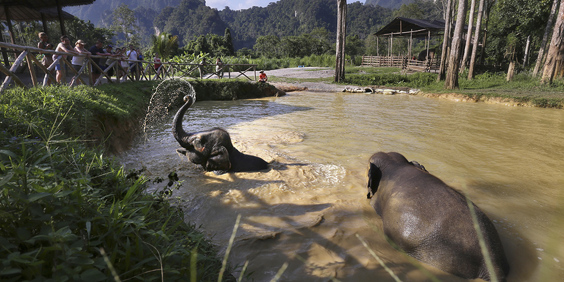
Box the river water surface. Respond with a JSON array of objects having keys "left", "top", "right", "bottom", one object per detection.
[{"left": 121, "top": 91, "right": 564, "bottom": 281}]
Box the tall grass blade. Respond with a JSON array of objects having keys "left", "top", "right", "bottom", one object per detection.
[
  {"left": 356, "top": 234, "right": 402, "bottom": 282},
  {"left": 466, "top": 196, "right": 498, "bottom": 282},
  {"left": 218, "top": 214, "right": 241, "bottom": 282},
  {"left": 191, "top": 247, "right": 198, "bottom": 282},
  {"left": 237, "top": 260, "right": 248, "bottom": 282},
  {"left": 269, "top": 262, "right": 288, "bottom": 282},
  {"left": 100, "top": 248, "right": 122, "bottom": 282}
]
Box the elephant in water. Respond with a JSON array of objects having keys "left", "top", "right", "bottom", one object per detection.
[
  {"left": 367, "top": 152, "right": 509, "bottom": 281},
  {"left": 172, "top": 95, "right": 269, "bottom": 173}
]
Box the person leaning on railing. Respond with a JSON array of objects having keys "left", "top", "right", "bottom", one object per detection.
[
  {"left": 53, "top": 35, "right": 79, "bottom": 84},
  {"left": 89, "top": 39, "right": 112, "bottom": 83},
  {"left": 37, "top": 32, "right": 54, "bottom": 85},
  {"left": 70, "top": 40, "right": 91, "bottom": 85}
]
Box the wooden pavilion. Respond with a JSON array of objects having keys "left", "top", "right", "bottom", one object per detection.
[
  {"left": 0, "top": 0, "right": 94, "bottom": 40},
  {"left": 363, "top": 17, "right": 446, "bottom": 72},
  {"left": 0, "top": 0, "right": 93, "bottom": 66}
]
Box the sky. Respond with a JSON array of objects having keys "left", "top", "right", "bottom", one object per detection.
[{"left": 205, "top": 0, "right": 272, "bottom": 11}]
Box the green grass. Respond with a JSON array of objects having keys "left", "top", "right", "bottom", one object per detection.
[
  {"left": 338, "top": 67, "right": 564, "bottom": 108},
  {"left": 1, "top": 82, "right": 265, "bottom": 281}
]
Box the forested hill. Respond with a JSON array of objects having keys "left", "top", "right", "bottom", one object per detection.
[
  {"left": 66, "top": 0, "right": 401, "bottom": 50},
  {"left": 365, "top": 0, "right": 416, "bottom": 9},
  {"left": 217, "top": 0, "right": 393, "bottom": 49},
  {"left": 66, "top": 0, "right": 184, "bottom": 26}
]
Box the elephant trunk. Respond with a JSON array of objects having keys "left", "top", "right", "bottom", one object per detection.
[{"left": 172, "top": 95, "right": 195, "bottom": 148}]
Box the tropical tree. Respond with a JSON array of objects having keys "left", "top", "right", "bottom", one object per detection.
[
  {"left": 346, "top": 35, "right": 364, "bottom": 56},
  {"left": 393, "top": 2, "right": 425, "bottom": 18},
  {"left": 460, "top": 0, "right": 476, "bottom": 72},
  {"left": 335, "top": 0, "right": 347, "bottom": 82},
  {"left": 151, "top": 32, "right": 179, "bottom": 59},
  {"left": 533, "top": 0, "right": 560, "bottom": 76},
  {"left": 437, "top": 0, "right": 454, "bottom": 81},
  {"left": 109, "top": 4, "right": 140, "bottom": 47},
  {"left": 541, "top": 0, "right": 564, "bottom": 84},
  {"left": 254, "top": 35, "right": 281, "bottom": 57},
  {"left": 445, "top": 0, "right": 467, "bottom": 89},
  {"left": 468, "top": 0, "right": 486, "bottom": 80},
  {"left": 224, "top": 28, "right": 235, "bottom": 55}
]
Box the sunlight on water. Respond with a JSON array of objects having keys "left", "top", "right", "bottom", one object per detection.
[{"left": 121, "top": 91, "right": 564, "bottom": 282}]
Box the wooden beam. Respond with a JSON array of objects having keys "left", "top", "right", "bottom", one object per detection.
[
  {"left": 26, "top": 53, "right": 38, "bottom": 87},
  {"left": 56, "top": 0, "right": 66, "bottom": 35}
]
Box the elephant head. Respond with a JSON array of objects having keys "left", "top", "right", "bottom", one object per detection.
[{"left": 172, "top": 95, "right": 269, "bottom": 173}]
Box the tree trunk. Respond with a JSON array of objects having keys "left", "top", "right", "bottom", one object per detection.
[
  {"left": 507, "top": 60, "right": 515, "bottom": 81},
  {"left": 523, "top": 35, "right": 531, "bottom": 67},
  {"left": 479, "top": 0, "right": 494, "bottom": 65},
  {"left": 445, "top": 0, "right": 467, "bottom": 89},
  {"left": 541, "top": 0, "right": 564, "bottom": 84},
  {"left": 335, "top": 0, "right": 347, "bottom": 82},
  {"left": 533, "top": 0, "right": 560, "bottom": 77},
  {"left": 468, "top": 0, "right": 486, "bottom": 80},
  {"left": 460, "top": 0, "right": 476, "bottom": 73},
  {"left": 437, "top": 0, "right": 453, "bottom": 81}
]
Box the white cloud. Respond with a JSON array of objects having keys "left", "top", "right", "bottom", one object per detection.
[{"left": 205, "top": 0, "right": 269, "bottom": 10}]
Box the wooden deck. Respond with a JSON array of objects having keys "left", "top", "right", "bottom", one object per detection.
[
  {"left": 361, "top": 55, "right": 439, "bottom": 73},
  {"left": 0, "top": 42, "right": 258, "bottom": 92}
]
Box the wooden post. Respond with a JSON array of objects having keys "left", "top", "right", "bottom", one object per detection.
[
  {"left": 26, "top": 53, "right": 38, "bottom": 87},
  {"left": 334, "top": 0, "right": 347, "bottom": 82},
  {"left": 56, "top": 0, "right": 66, "bottom": 35}
]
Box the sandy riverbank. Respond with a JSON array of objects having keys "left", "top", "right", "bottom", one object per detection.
[{"left": 267, "top": 67, "right": 559, "bottom": 108}]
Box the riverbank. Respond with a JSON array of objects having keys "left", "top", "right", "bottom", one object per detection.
[
  {"left": 0, "top": 80, "right": 282, "bottom": 281},
  {"left": 268, "top": 67, "right": 564, "bottom": 109}
]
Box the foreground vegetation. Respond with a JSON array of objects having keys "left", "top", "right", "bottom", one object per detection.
[{"left": 0, "top": 80, "right": 277, "bottom": 281}]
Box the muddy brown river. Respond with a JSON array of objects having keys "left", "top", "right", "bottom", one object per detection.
[{"left": 121, "top": 91, "right": 564, "bottom": 281}]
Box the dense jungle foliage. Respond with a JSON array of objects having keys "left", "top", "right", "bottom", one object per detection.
[{"left": 62, "top": 0, "right": 560, "bottom": 72}]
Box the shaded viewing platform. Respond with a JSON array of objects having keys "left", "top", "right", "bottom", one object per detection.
[
  {"left": 364, "top": 17, "right": 447, "bottom": 73},
  {"left": 0, "top": 41, "right": 259, "bottom": 93}
]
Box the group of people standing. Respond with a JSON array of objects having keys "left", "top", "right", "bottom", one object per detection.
[
  {"left": 37, "top": 32, "right": 146, "bottom": 85},
  {"left": 36, "top": 31, "right": 267, "bottom": 85}
]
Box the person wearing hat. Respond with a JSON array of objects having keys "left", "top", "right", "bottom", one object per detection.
[
  {"left": 259, "top": 70, "right": 268, "bottom": 82},
  {"left": 70, "top": 40, "right": 91, "bottom": 85},
  {"left": 37, "top": 32, "right": 54, "bottom": 85}
]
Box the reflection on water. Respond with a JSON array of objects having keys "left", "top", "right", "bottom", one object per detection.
[{"left": 121, "top": 92, "right": 564, "bottom": 281}]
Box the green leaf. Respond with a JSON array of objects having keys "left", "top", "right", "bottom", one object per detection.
[
  {"left": 27, "top": 192, "right": 52, "bottom": 202},
  {"left": 0, "top": 267, "right": 22, "bottom": 276},
  {"left": 80, "top": 268, "right": 106, "bottom": 281},
  {"left": 0, "top": 170, "right": 15, "bottom": 187}
]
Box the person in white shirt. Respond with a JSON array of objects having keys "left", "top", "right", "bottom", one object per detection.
[
  {"left": 126, "top": 45, "right": 139, "bottom": 80},
  {"left": 70, "top": 40, "right": 91, "bottom": 85}
]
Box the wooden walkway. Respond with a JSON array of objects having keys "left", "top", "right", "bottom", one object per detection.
[
  {"left": 361, "top": 55, "right": 439, "bottom": 73},
  {"left": 0, "top": 42, "right": 258, "bottom": 92}
]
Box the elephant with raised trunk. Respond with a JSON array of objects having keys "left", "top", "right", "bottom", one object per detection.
[
  {"left": 367, "top": 152, "right": 509, "bottom": 281},
  {"left": 173, "top": 95, "right": 269, "bottom": 173}
]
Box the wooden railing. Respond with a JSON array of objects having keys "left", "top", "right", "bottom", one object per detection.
[
  {"left": 361, "top": 55, "right": 439, "bottom": 73},
  {"left": 0, "top": 42, "right": 258, "bottom": 92}
]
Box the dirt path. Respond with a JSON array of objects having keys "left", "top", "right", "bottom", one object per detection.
[{"left": 265, "top": 67, "right": 353, "bottom": 92}]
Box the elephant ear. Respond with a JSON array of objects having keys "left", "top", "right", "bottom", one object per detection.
[
  {"left": 367, "top": 162, "right": 382, "bottom": 199},
  {"left": 205, "top": 146, "right": 231, "bottom": 172}
]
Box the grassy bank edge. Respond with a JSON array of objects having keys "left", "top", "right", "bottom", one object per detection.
[
  {"left": 340, "top": 67, "right": 564, "bottom": 109},
  {"left": 0, "top": 79, "right": 276, "bottom": 281}
]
